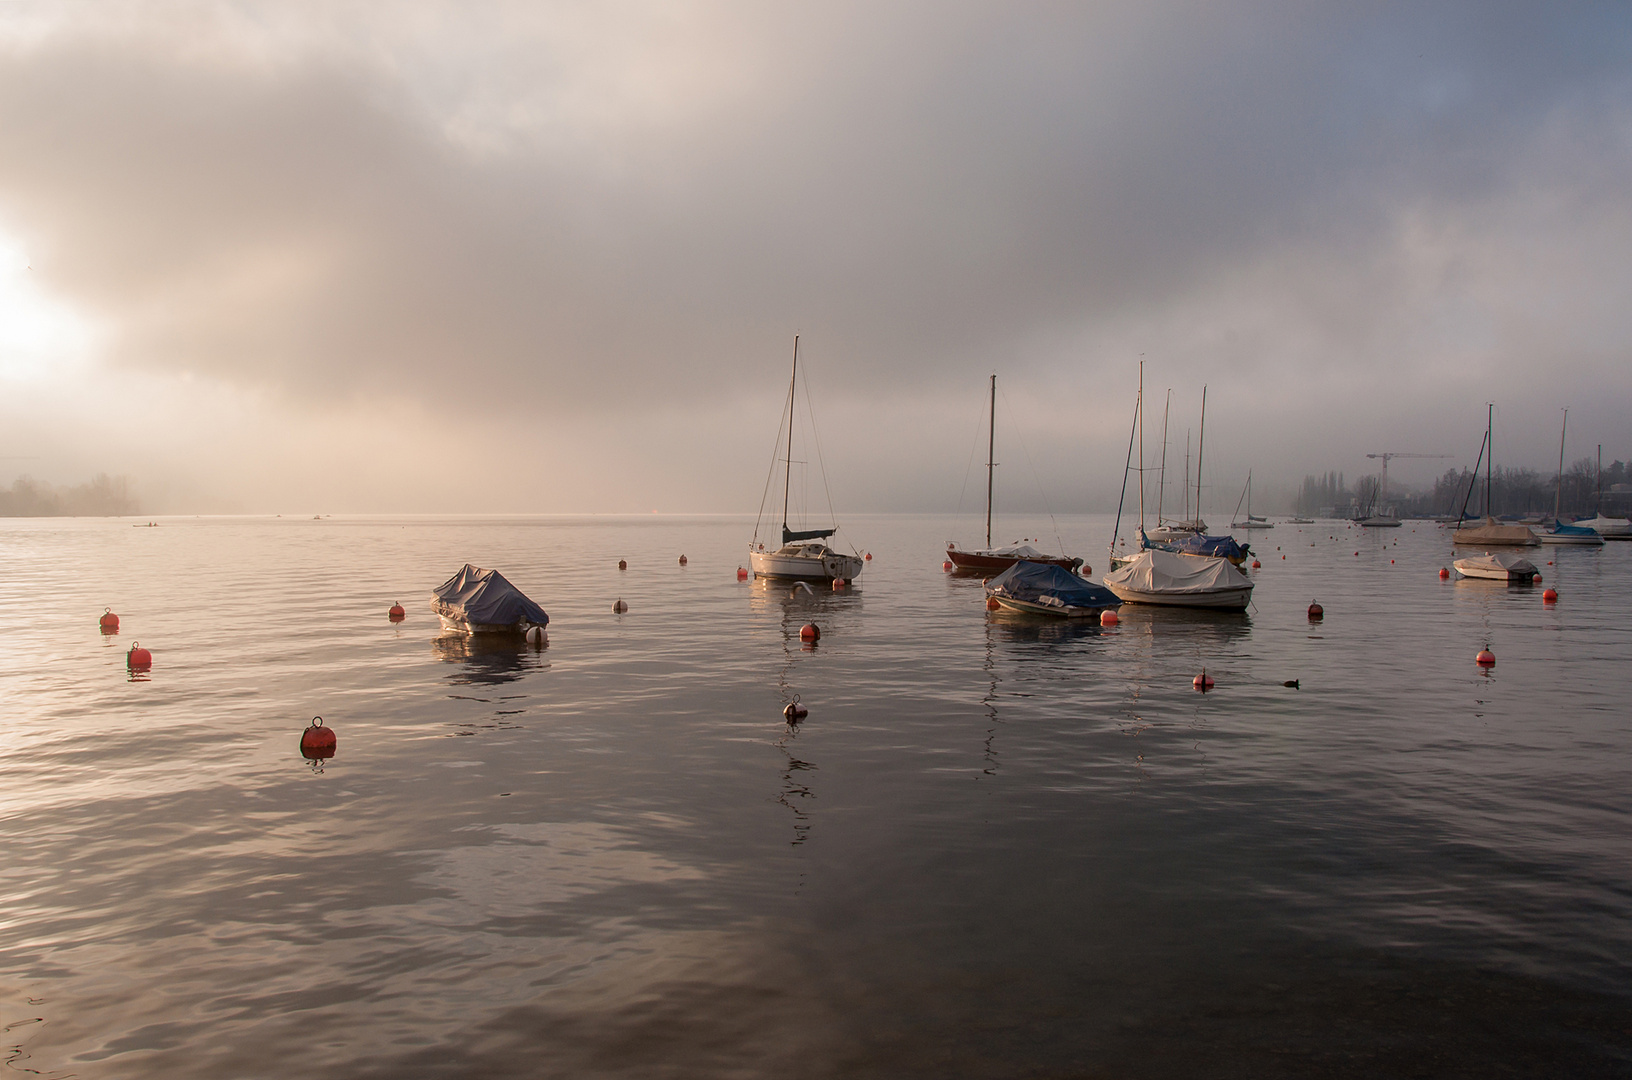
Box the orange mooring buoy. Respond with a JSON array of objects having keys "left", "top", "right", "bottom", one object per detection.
[
  {"left": 865, "top": 552, "right": 872, "bottom": 561},
  {"left": 99, "top": 608, "right": 120, "bottom": 633},
  {"left": 942, "top": 560, "right": 954, "bottom": 571},
  {"left": 1193, "top": 670, "right": 1214, "bottom": 691},
  {"left": 678, "top": 555, "right": 687, "bottom": 565},
  {"left": 1543, "top": 587, "right": 1558, "bottom": 603},
  {"left": 300, "top": 716, "right": 337, "bottom": 760},
  {"left": 1439, "top": 567, "right": 1450, "bottom": 579},
  {"left": 737, "top": 566, "right": 749, "bottom": 580},
  {"left": 1308, "top": 601, "right": 1323, "bottom": 619},
  {"left": 800, "top": 623, "right": 820, "bottom": 642},
  {"left": 388, "top": 602, "right": 405, "bottom": 621},
  {"left": 126, "top": 642, "right": 152, "bottom": 669},
  {"left": 832, "top": 578, "right": 847, "bottom": 590},
  {"left": 1476, "top": 648, "right": 1495, "bottom": 667},
  {"left": 1251, "top": 559, "right": 1261, "bottom": 568},
  {"left": 1100, "top": 609, "right": 1119, "bottom": 626}
]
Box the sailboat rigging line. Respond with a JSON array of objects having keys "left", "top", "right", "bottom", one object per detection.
[
  {"left": 1195, "top": 385, "right": 1207, "bottom": 526},
  {"left": 753, "top": 365, "right": 797, "bottom": 546},
  {"left": 1458, "top": 428, "right": 1488, "bottom": 523},
  {"left": 995, "top": 382, "right": 1067, "bottom": 556},
  {"left": 954, "top": 393, "right": 987, "bottom": 518},
  {"left": 798, "top": 349, "right": 849, "bottom": 552},
  {"left": 1111, "top": 392, "right": 1139, "bottom": 562},
  {"left": 1157, "top": 389, "right": 1170, "bottom": 525},
  {"left": 782, "top": 337, "right": 798, "bottom": 532}
]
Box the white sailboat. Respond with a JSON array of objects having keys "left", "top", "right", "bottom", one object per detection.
[
  {"left": 1453, "top": 404, "right": 1539, "bottom": 547},
  {"left": 749, "top": 338, "right": 866, "bottom": 582},
  {"left": 1103, "top": 370, "right": 1254, "bottom": 611},
  {"left": 1230, "top": 472, "right": 1274, "bottom": 529}
]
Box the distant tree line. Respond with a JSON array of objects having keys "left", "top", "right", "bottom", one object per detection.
[
  {"left": 0, "top": 475, "right": 140, "bottom": 516},
  {"left": 1294, "top": 459, "right": 1629, "bottom": 518}
]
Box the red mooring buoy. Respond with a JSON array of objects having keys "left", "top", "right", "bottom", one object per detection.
[
  {"left": 618, "top": 559, "right": 627, "bottom": 571},
  {"left": 678, "top": 555, "right": 687, "bottom": 565},
  {"left": 832, "top": 578, "right": 847, "bottom": 590},
  {"left": 613, "top": 599, "right": 628, "bottom": 613},
  {"left": 126, "top": 642, "right": 152, "bottom": 669},
  {"left": 737, "top": 566, "right": 749, "bottom": 580},
  {"left": 1476, "top": 648, "right": 1496, "bottom": 667},
  {"left": 1543, "top": 587, "right": 1558, "bottom": 603},
  {"left": 300, "top": 716, "right": 337, "bottom": 760},
  {"left": 1100, "top": 609, "right": 1119, "bottom": 626},
  {"left": 388, "top": 602, "right": 406, "bottom": 621},
  {"left": 942, "top": 560, "right": 954, "bottom": 571},
  {"left": 783, "top": 696, "right": 808, "bottom": 722},
  {"left": 800, "top": 623, "right": 820, "bottom": 642},
  {"left": 1308, "top": 601, "right": 1324, "bottom": 619},
  {"left": 1251, "top": 560, "right": 1261, "bottom": 568},
  {"left": 865, "top": 552, "right": 872, "bottom": 561},
  {"left": 1193, "top": 670, "right": 1214, "bottom": 691},
  {"left": 1439, "top": 567, "right": 1450, "bottom": 579},
  {"left": 99, "top": 608, "right": 120, "bottom": 632}
]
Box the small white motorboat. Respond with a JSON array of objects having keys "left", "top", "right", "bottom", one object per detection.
[{"left": 1454, "top": 552, "right": 1539, "bottom": 582}]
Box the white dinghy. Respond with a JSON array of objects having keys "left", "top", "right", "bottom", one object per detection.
[{"left": 1454, "top": 552, "right": 1539, "bottom": 583}]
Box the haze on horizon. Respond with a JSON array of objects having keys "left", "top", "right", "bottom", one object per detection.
[{"left": 2, "top": 2, "right": 1630, "bottom": 517}]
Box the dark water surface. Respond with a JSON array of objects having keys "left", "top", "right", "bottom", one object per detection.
[{"left": 2, "top": 514, "right": 1629, "bottom": 1078}]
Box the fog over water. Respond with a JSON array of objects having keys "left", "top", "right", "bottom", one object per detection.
[{"left": 2, "top": 3, "right": 1631, "bottom": 513}]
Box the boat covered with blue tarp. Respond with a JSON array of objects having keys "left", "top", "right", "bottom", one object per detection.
[
  {"left": 984, "top": 562, "right": 1120, "bottom": 618},
  {"left": 1158, "top": 532, "right": 1251, "bottom": 565},
  {"left": 431, "top": 564, "right": 550, "bottom": 633}
]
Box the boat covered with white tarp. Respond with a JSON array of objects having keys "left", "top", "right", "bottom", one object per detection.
[
  {"left": 1451, "top": 517, "right": 1538, "bottom": 547},
  {"left": 1453, "top": 552, "right": 1539, "bottom": 582},
  {"left": 1103, "top": 549, "right": 1254, "bottom": 611},
  {"left": 431, "top": 564, "right": 550, "bottom": 633}
]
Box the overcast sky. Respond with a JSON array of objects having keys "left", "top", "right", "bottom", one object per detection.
[{"left": 2, "top": 2, "right": 1630, "bottom": 515}]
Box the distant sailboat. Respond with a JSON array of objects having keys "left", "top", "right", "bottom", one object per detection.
[
  {"left": 1230, "top": 472, "right": 1273, "bottom": 530},
  {"left": 1538, "top": 409, "right": 1603, "bottom": 546}
]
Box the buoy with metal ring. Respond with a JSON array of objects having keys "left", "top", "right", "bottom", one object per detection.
[
  {"left": 865, "top": 552, "right": 872, "bottom": 560},
  {"left": 1193, "top": 669, "right": 1214, "bottom": 691},
  {"left": 1251, "top": 560, "right": 1261, "bottom": 568},
  {"left": 783, "top": 696, "right": 808, "bottom": 722},
  {"left": 1439, "top": 567, "right": 1450, "bottom": 579},
  {"left": 800, "top": 623, "right": 820, "bottom": 642},
  {"left": 99, "top": 608, "right": 120, "bottom": 632},
  {"left": 1543, "top": 587, "right": 1558, "bottom": 603},
  {"left": 1100, "top": 609, "right": 1118, "bottom": 626},
  {"left": 300, "top": 716, "right": 337, "bottom": 760},
  {"left": 737, "top": 566, "right": 749, "bottom": 580},
  {"left": 388, "top": 602, "right": 405, "bottom": 621},
  {"left": 1308, "top": 601, "right": 1324, "bottom": 619},
  {"left": 1476, "top": 648, "right": 1495, "bottom": 667},
  {"left": 126, "top": 642, "right": 152, "bottom": 669}
]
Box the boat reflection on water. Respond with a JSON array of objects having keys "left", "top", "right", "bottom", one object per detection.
[
  {"left": 431, "top": 631, "right": 548, "bottom": 686},
  {"left": 1104, "top": 602, "right": 1253, "bottom": 648},
  {"left": 984, "top": 606, "right": 1106, "bottom": 646},
  {"left": 746, "top": 575, "right": 862, "bottom": 620}
]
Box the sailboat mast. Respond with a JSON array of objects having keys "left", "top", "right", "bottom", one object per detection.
[
  {"left": 1195, "top": 386, "right": 1207, "bottom": 527},
  {"left": 1184, "top": 431, "right": 1191, "bottom": 522},
  {"left": 1599, "top": 444, "right": 1604, "bottom": 514},
  {"left": 1136, "top": 361, "right": 1145, "bottom": 532},
  {"left": 1485, "top": 403, "right": 1493, "bottom": 518},
  {"left": 1555, "top": 408, "right": 1568, "bottom": 521},
  {"left": 986, "top": 373, "right": 996, "bottom": 549},
  {"left": 1157, "top": 389, "right": 1170, "bottom": 524},
  {"left": 782, "top": 336, "right": 798, "bottom": 534}
]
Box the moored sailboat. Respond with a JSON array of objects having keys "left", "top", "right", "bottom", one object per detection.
[
  {"left": 750, "top": 338, "right": 866, "bottom": 582},
  {"left": 1453, "top": 405, "right": 1538, "bottom": 547},
  {"left": 946, "top": 375, "right": 1083, "bottom": 574}
]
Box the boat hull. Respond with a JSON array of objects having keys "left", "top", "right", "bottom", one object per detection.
[
  {"left": 435, "top": 611, "right": 541, "bottom": 634},
  {"left": 947, "top": 549, "right": 1081, "bottom": 574},
  {"left": 750, "top": 547, "right": 864, "bottom": 581},
  {"left": 1104, "top": 585, "right": 1253, "bottom": 611},
  {"left": 991, "top": 596, "right": 1114, "bottom": 618},
  {"left": 1356, "top": 517, "right": 1402, "bottom": 527}
]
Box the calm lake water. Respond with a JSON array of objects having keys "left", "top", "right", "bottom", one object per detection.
[{"left": 1, "top": 513, "right": 1629, "bottom": 1078}]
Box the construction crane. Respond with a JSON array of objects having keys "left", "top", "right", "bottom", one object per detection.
[{"left": 1365, "top": 452, "right": 1452, "bottom": 501}]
